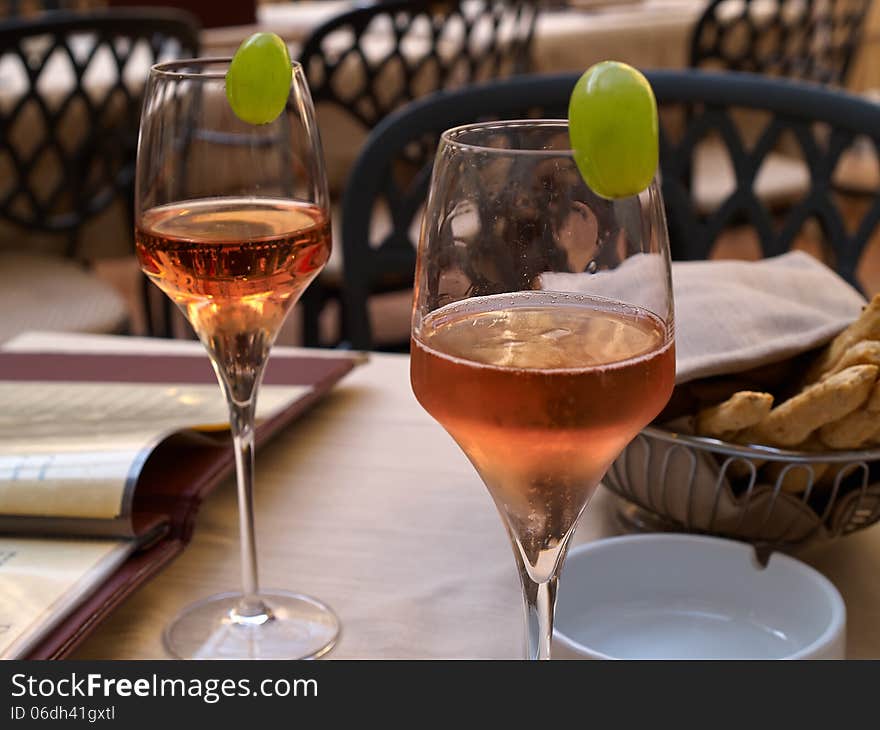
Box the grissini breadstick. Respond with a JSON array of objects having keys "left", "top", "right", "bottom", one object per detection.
[
  {"left": 696, "top": 391, "right": 774, "bottom": 439},
  {"left": 695, "top": 392, "right": 773, "bottom": 480},
  {"left": 818, "top": 379, "right": 880, "bottom": 449},
  {"left": 807, "top": 295, "right": 880, "bottom": 380},
  {"left": 748, "top": 364, "right": 878, "bottom": 447},
  {"left": 819, "top": 340, "right": 880, "bottom": 381}
]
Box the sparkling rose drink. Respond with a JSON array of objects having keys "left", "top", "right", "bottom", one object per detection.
[
  {"left": 411, "top": 291, "right": 674, "bottom": 576},
  {"left": 136, "top": 198, "right": 330, "bottom": 400},
  {"left": 136, "top": 198, "right": 330, "bottom": 334}
]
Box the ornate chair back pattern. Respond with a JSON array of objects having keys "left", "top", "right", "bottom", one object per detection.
[
  {"left": 341, "top": 70, "right": 880, "bottom": 350},
  {"left": 298, "top": 0, "right": 538, "bottom": 136},
  {"left": 2, "top": 1, "right": 102, "bottom": 17},
  {"left": 689, "top": 0, "right": 873, "bottom": 86},
  {"left": 0, "top": 10, "right": 200, "bottom": 256}
]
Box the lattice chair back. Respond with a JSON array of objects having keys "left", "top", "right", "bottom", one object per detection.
[
  {"left": 299, "top": 0, "right": 539, "bottom": 133},
  {"left": 690, "top": 0, "right": 872, "bottom": 85},
  {"left": 656, "top": 70, "right": 880, "bottom": 287},
  {"left": 341, "top": 70, "right": 880, "bottom": 350},
  {"left": 1, "top": 1, "right": 104, "bottom": 18},
  {"left": 0, "top": 10, "right": 200, "bottom": 257}
]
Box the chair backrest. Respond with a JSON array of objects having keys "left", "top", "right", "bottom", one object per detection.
[
  {"left": 298, "top": 0, "right": 539, "bottom": 133},
  {"left": 689, "top": 0, "right": 872, "bottom": 85},
  {"left": 2, "top": 1, "right": 98, "bottom": 16},
  {"left": 340, "top": 70, "right": 880, "bottom": 349},
  {"left": 0, "top": 9, "right": 200, "bottom": 254}
]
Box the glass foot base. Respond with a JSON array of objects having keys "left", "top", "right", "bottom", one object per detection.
[{"left": 162, "top": 590, "right": 340, "bottom": 659}]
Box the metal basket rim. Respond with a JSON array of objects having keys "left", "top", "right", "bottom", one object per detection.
[{"left": 642, "top": 425, "right": 880, "bottom": 463}]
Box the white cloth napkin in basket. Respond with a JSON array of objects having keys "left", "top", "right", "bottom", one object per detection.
[
  {"left": 545, "top": 250, "right": 866, "bottom": 383},
  {"left": 667, "top": 251, "right": 865, "bottom": 383}
]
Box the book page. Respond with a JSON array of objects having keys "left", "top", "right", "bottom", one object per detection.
[
  {"left": 0, "top": 536, "right": 134, "bottom": 659},
  {"left": 0, "top": 382, "right": 309, "bottom": 521}
]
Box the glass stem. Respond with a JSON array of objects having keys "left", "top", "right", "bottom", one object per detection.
[
  {"left": 520, "top": 571, "right": 558, "bottom": 660},
  {"left": 209, "top": 341, "right": 274, "bottom": 625},
  {"left": 204, "top": 324, "right": 274, "bottom": 623},
  {"left": 509, "top": 522, "right": 576, "bottom": 660},
  {"left": 228, "top": 397, "right": 267, "bottom": 619}
]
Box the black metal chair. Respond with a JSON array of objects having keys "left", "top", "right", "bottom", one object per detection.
[
  {"left": 299, "top": 0, "right": 538, "bottom": 130},
  {"left": 339, "top": 70, "right": 880, "bottom": 350},
  {"left": 689, "top": 0, "right": 872, "bottom": 85},
  {"left": 0, "top": 9, "right": 200, "bottom": 340},
  {"left": 687, "top": 0, "right": 874, "bottom": 238},
  {"left": 297, "top": 0, "right": 539, "bottom": 346},
  {"left": 2, "top": 1, "right": 99, "bottom": 17}
]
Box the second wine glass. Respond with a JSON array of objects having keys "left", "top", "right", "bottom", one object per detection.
[
  {"left": 410, "top": 120, "right": 676, "bottom": 659},
  {"left": 135, "top": 58, "right": 337, "bottom": 659}
]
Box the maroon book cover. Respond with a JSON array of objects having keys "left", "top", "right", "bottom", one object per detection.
[{"left": 0, "top": 349, "right": 360, "bottom": 659}]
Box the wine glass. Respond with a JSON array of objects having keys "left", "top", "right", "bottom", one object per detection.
[
  {"left": 410, "top": 120, "right": 676, "bottom": 659},
  {"left": 135, "top": 59, "right": 337, "bottom": 659}
]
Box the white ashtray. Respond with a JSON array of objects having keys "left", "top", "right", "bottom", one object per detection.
[{"left": 553, "top": 534, "right": 846, "bottom": 659}]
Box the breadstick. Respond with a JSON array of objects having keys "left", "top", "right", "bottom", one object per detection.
[
  {"left": 750, "top": 364, "right": 878, "bottom": 447},
  {"left": 820, "top": 340, "right": 880, "bottom": 381},
  {"left": 808, "top": 295, "right": 880, "bottom": 379},
  {"left": 818, "top": 380, "right": 880, "bottom": 449},
  {"left": 698, "top": 392, "right": 773, "bottom": 479},
  {"left": 696, "top": 391, "right": 774, "bottom": 438}
]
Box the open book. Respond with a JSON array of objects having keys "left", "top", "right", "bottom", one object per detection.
[{"left": 0, "top": 343, "right": 361, "bottom": 659}]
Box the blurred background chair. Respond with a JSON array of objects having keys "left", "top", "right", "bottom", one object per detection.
[
  {"left": 1, "top": 1, "right": 102, "bottom": 18},
  {"left": 690, "top": 0, "right": 872, "bottom": 84},
  {"left": 0, "top": 9, "right": 200, "bottom": 342},
  {"left": 339, "top": 70, "right": 880, "bottom": 350},
  {"left": 296, "top": 0, "right": 540, "bottom": 346},
  {"left": 687, "top": 0, "right": 874, "bottom": 215},
  {"left": 299, "top": 0, "right": 537, "bottom": 127}
]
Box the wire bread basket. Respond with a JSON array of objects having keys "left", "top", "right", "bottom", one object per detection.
[{"left": 604, "top": 425, "right": 880, "bottom": 553}]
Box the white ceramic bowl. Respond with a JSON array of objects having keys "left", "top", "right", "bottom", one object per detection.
[{"left": 553, "top": 534, "right": 846, "bottom": 660}]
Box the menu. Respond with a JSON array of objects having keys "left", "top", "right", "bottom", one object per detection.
[{"left": 0, "top": 347, "right": 360, "bottom": 658}]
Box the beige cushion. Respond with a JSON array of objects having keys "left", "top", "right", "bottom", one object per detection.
[
  {"left": 0, "top": 252, "right": 128, "bottom": 342},
  {"left": 694, "top": 140, "right": 810, "bottom": 213}
]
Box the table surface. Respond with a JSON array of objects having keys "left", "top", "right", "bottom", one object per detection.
[{"left": 6, "top": 331, "right": 880, "bottom": 659}]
